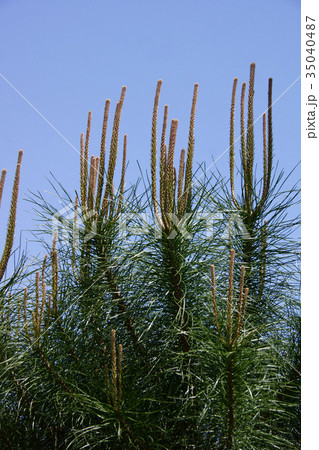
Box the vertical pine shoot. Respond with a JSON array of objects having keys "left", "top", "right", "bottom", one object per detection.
[
  {"left": 0, "top": 150, "right": 23, "bottom": 282},
  {"left": 160, "top": 105, "right": 168, "bottom": 227},
  {"left": 266, "top": 78, "right": 273, "bottom": 194},
  {"left": 180, "top": 83, "right": 199, "bottom": 215},
  {"left": 246, "top": 62, "right": 256, "bottom": 207},
  {"left": 177, "top": 148, "right": 186, "bottom": 217},
  {"left": 151, "top": 80, "right": 163, "bottom": 228},
  {"left": 104, "top": 86, "right": 126, "bottom": 217},
  {"left": 115, "top": 134, "right": 127, "bottom": 219},
  {"left": 111, "top": 329, "right": 117, "bottom": 407},
  {"left": 81, "top": 111, "right": 92, "bottom": 212},
  {"left": 0, "top": 169, "right": 7, "bottom": 209},
  {"left": 51, "top": 232, "right": 58, "bottom": 315},
  {"left": 227, "top": 249, "right": 235, "bottom": 346},
  {"left": 229, "top": 78, "right": 240, "bottom": 210},
  {"left": 211, "top": 264, "right": 223, "bottom": 341},
  {"left": 96, "top": 99, "right": 111, "bottom": 212},
  {"left": 166, "top": 119, "right": 178, "bottom": 227}
]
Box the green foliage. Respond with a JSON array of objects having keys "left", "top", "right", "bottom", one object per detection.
[{"left": 0, "top": 65, "right": 300, "bottom": 448}]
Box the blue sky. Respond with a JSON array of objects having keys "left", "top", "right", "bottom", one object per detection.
[{"left": 0, "top": 0, "right": 300, "bottom": 260}]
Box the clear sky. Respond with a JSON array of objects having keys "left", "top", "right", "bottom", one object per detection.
[{"left": 0, "top": 0, "right": 300, "bottom": 259}]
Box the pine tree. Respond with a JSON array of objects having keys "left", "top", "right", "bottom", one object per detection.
[{"left": 0, "top": 65, "right": 300, "bottom": 448}]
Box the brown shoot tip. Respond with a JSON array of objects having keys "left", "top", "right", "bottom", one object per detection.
[
  {"left": 155, "top": 80, "right": 163, "bottom": 94},
  {"left": 52, "top": 231, "right": 58, "bottom": 250},
  {"left": 18, "top": 150, "right": 24, "bottom": 163}
]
